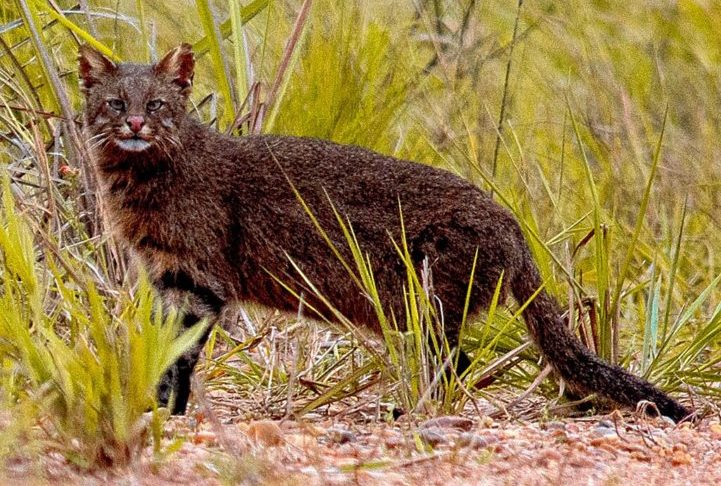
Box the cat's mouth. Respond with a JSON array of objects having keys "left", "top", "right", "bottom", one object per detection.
[{"left": 115, "top": 135, "right": 152, "bottom": 153}]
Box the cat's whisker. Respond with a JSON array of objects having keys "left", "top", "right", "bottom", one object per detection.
[
  {"left": 87, "top": 139, "right": 107, "bottom": 152},
  {"left": 156, "top": 135, "right": 186, "bottom": 169},
  {"left": 157, "top": 141, "right": 174, "bottom": 162},
  {"left": 153, "top": 138, "right": 181, "bottom": 169},
  {"left": 87, "top": 133, "right": 109, "bottom": 145},
  {"left": 84, "top": 132, "right": 104, "bottom": 142},
  {"left": 84, "top": 132, "right": 108, "bottom": 147},
  {"left": 164, "top": 134, "right": 184, "bottom": 153},
  {"left": 87, "top": 135, "right": 110, "bottom": 153}
]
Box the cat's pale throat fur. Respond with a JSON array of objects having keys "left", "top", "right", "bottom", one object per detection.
[{"left": 79, "top": 43, "right": 690, "bottom": 422}]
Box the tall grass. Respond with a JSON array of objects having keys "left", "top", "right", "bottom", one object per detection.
[{"left": 1, "top": 0, "right": 721, "bottom": 470}]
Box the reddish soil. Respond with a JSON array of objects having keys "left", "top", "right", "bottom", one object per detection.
[{"left": 4, "top": 395, "right": 721, "bottom": 485}]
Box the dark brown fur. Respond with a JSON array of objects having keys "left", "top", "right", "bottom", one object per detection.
[{"left": 79, "top": 44, "right": 690, "bottom": 421}]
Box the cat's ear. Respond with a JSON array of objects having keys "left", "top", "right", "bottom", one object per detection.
[
  {"left": 154, "top": 43, "right": 194, "bottom": 93},
  {"left": 78, "top": 45, "right": 117, "bottom": 93}
]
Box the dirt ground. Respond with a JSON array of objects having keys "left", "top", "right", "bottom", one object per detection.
[{"left": 4, "top": 388, "right": 721, "bottom": 486}]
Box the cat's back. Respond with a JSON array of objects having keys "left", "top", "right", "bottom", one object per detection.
[
  {"left": 225, "top": 134, "right": 491, "bottom": 212},
  {"left": 232, "top": 134, "right": 466, "bottom": 185},
  {"left": 206, "top": 133, "right": 521, "bottom": 260}
]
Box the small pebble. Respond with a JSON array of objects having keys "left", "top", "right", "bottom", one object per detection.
[
  {"left": 328, "top": 427, "right": 356, "bottom": 444},
  {"left": 534, "top": 448, "right": 563, "bottom": 467},
  {"left": 247, "top": 420, "right": 284, "bottom": 446},
  {"left": 420, "top": 416, "right": 474, "bottom": 431},
  {"left": 480, "top": 416, "right": 495, "bottom": 428},
  {"left": 590, "top": 435, "right": 619, "bottom": 448},
  {"left": 591, "top": 424, "right": 617, "bottom": 438},
  {"left": 285, "top": 433, "right": 316, "bottom": 449},
  {"left": 671, "top": 449, "right": 693, "bottom": 466},
  {"left": 709, "top": 422, "right": 721, "bottom": 439},
  {"left": 383, "top": 431, "right": 405, "bottom": 449},
  {"left": 630, "top": 450, "right": 651, "bottom": 462},
  {"left": 192, "top": 430, "right": 217, "bottom": 445},
  {"left": 660, "top": 415, "right": 676, "bottom": 426},
  {"left": 544, "top": 421, "right": 566, "bottom": 431},
  {"left": 551, "top": 430, "right": 568, "bottom": 442},
  {"left": 417, "top": 427, "right": 447, "bottom": 447},
  {"left": 457, "top": 432, "right": 497, "bottom": 449}
]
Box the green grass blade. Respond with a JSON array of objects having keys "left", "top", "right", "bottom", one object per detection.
[
  {"left": 610, "top": 107, "right": 667, "bottom": 332},
  {"left": 264, "top": 0, "right": 313, "bottom": 132},
  {"left": 194, "top": 0, "right": 236, "bottom": 128},
  {"left": 192, "top": 0, "right": 269, "bottom": 56},
  {"left": 31, "top": 0, "right": 117, "bottom": 60},
  {"left": 662, "top": 198, "right": 687, "bottom": 340},
  {"left": 229, "top": 0, "right": 251, "bottom": 108},
  {"left": 135, "top": 0, "right": 150, "bottom": 62},
  {"left": 641, "top": 266, "right": 660, "bottom": 374},
  {"left": 568, "top": 102, "right": 611, "bottom": 360}
]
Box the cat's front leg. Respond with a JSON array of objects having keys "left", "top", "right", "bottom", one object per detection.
[{"left": 154, "top": 270, "right": 226, "bottom": 415}]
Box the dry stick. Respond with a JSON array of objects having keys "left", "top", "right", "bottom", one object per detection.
[
  {"left": 390, "top": 450, "right": 450, "bottom": 470},
  {"left": 411, "top": 0, "right": 451, "bottom": 77},
  {"left": 0, "top": 37, "right": 45, "bottom": 119},
  {"left": 432, "top": 0, "right": 442, "bottom": 39},
  {"left": 7, "top": 14, "right": 62, "bottom": 53},
  {"left": 609, "top": 410, "right": 630, "bottom": 443},
  {"left": 2, "top": 103, "right": 78, "bottom": 122},
  {"left": 264, "top": 0, "right": 312, "bottom": 123},
  {"left": 20, "top": 1, "right": 127, "bottom": 285},
  {"left": 587, "top": 298, "right": 600, "bottom": 355},
  {"left": 474, "top": 341, "right": 532, "bottom": 389},
  {"left": 21, "top": 205, "right": 85, "bottom": 288},
  {"left": 16, "top": 1, "right": 80, "bottom": 149},
  {"left": 458, "top": 0, "right": 477, "bottom": 49},
  {"left": 16, "top": 185, "right": 114, "bottom": 296},
  {"left": 30, "top": 122, "right": 58, "bottom": 232},
  {"left": 324, "top": 375, "right": 382, "bottom": 416},
  {"left": 489, "top": 0, "right": 523, "bottom": 198},
  {"left": 547, "top": 394, "right": 595, "bottom": 416},
  {"left": 47, "top": 0, "right": 82, "bottom": 45},
  {"left": 248, "top": 82, "right": 264, "bottom": 134},
  {"left": 634, "top": 401, "right": 662, "bottom": 448},
  {"left": 448, "top": 356, "right": 483, "bottom": 418},
  {"left": 454, "top": 0, "right": 477, "bottom": 80},
  {"left": 418, "top": 0, "right": 450, "bottom": 74},
  {"left": 410, "top": 352, "right": 455, "bottom": 415},
  {"left": 504, "top": 363, "right": 552, "bottom": 413},
  {"left": 76, "top": 0, "right": 99, "bottom": 38},
  {"left": 330, "top": 378, "right": 389, "bottom": 420},
  {"left": 191, "top": 374, "right": 252, "bottom": 455},
  {"left": 284, "top": 300, "right": 305, "bottom": 419},
  {"left": 224, "top": 81, "right": 258, "bottom": 135}
]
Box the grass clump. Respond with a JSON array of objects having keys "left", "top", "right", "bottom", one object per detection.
[{"left": 0, "top": 182, "right": 203, "bottom": 468}]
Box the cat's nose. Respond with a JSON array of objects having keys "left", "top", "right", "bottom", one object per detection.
[{"left": 126, "top": 115, "right": 145, "bottom": 133}]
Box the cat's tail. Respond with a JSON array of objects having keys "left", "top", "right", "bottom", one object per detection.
[{"left": 511, "top": 246, "right": 690, "bottom": 422}]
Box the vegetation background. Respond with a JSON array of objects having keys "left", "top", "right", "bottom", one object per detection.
[{"left": 1, "top": 0, "right": 721, "bottom": 474}]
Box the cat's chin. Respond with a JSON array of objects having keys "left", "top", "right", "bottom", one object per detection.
[{"left": 116, "top": 138, "right": 152, "bottom": 153}]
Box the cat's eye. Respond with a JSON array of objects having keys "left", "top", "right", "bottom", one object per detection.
[
  {"left": 146, "top": 99, "right": 164, "bottom": 112},
  {"left": 107, "top": 98, "right": 125, "bottom": 111}
]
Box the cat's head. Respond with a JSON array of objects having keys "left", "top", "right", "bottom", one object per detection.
[{"left": 78, "top": 44, "right": 194, "bottom": 157}]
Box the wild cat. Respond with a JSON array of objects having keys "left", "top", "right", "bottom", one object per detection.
[{"left": 78, "top": 43, "right": 689, "bottom": 421}]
